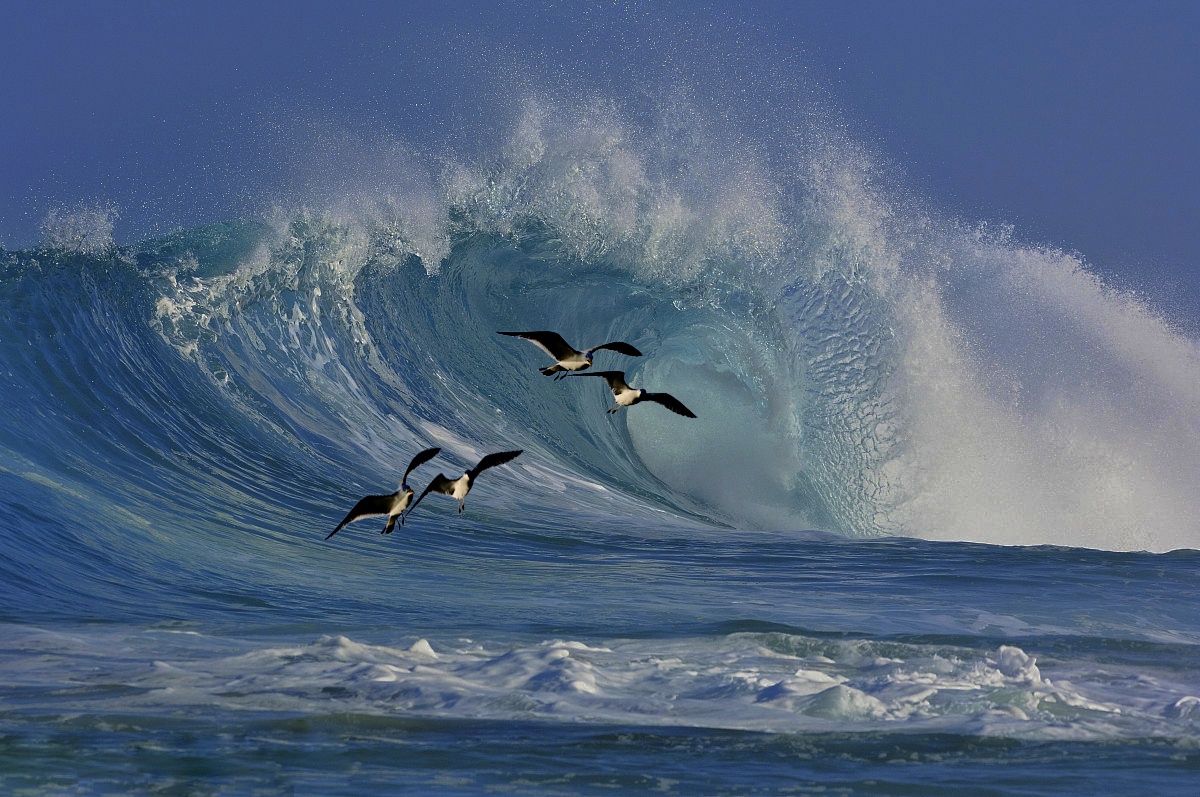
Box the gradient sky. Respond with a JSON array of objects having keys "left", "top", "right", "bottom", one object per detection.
[{"left": 3, "top": 0, "right": 1197, "bottom": 311}]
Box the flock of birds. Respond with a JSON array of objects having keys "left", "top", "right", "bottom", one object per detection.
[{"left": 326, "top": 330, "right": 696, "bottom": 540}]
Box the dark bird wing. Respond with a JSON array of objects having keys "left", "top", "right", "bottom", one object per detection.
[
  {"left": 405, "top": 474, "right": 453, "bottom": 519},
  {"left": 498, "top": 330, "right": 577, "bottom": 360},
  {"left": 586, "top": 341, "right": 642, "bottom": 357},
  {"left": 468, "top": 449, "right": 523, "bottom": 480},
  {"left": 643, "top": 392, "right": 697, "bottom": 418},
  {"left": 403, "top": 446, "right": 441, "bottom": 484},
  {"left": 327, "top": 493, "right": 394, "bottom": 540},
  {"left": 575, "top": 370, "right": 631, "bottom": 394}
]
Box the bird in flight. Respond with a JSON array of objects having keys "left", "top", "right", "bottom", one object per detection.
[
  {"left": 573, "top": 371, "right": 696, "bottom": 418},
  {"left": 405, "top": 450, "right": 524, "bottom": 520},
  {"left": 497, "top": 330, "right": 642, "bottom": 379},
  {"left": 326, "top": 446, "right": 441, "bottom": 540}
]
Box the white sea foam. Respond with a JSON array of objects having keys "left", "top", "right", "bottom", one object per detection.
[{"left": 22, "top": 629, "right": 1193, "bottom": 740}]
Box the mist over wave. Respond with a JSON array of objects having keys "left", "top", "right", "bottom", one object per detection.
[{"left": 11, "top": 92, "right": 1200, "bottom": 554}]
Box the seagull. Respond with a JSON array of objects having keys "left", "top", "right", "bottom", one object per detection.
[
  {"left": 574, "top": 371, "right": 697, "bottom": 418},
  {"left": 497, "top": 330, "right": 642, "bottom": 379},
  {"left": 325, "top": 447, "right": 441, "bottom": 540},
  {"left": 405, "top": 450, "right": 523, "bottom": 520}
]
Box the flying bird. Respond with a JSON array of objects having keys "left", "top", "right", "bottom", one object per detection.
[
  {"left": 325, "top": 446, "right": 441, "bottom": 540},
  {"left": 497, "top": 330, "right": 642, "bottom": 379},
  {"left": 405, "top": 450, "right": 524, "bottom": 520},
  {"left": 574, "top": 371, "right": 697, "bottom": 418}
]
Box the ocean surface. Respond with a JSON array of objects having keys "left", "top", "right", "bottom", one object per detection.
[{"left": 2, "top": 98, "right": 1199, "bottom": 794}]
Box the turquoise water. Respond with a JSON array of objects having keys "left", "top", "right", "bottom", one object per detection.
[{"left": 2, "top": 95, "right": 1199, "bottom": 793}]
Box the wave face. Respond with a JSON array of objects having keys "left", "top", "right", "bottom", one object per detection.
[{"left": 4, "top": 97, "right": 1199, "bottom": 567}]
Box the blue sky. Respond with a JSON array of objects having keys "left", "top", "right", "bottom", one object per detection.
[{"left": 3, "top": 0, "right": 1197, "bottom": 309}]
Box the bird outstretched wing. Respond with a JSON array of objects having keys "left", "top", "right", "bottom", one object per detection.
[
  {"left": 469, "top": 449, "right": 523, "bottom": 479},
  {"left": 405, "top": 474, "right": 453, "bottom": 520},
  {"left": 575, "top": 370, "right": 631, "bottom": 394},
  {"left": 327, "top": 494, "right": 394, "bottom": 540},
  {"left": 644, "top": 392, "right": 697, "bottom": 418},
  {"left": 403, "top": 446, "right": 441, "bottom": 484},
  {"left": 586, "top": 341, "right": 642, "bottom": 357},
  {"left": 497, "top": 331, "right": 576, "bottom": 360}
]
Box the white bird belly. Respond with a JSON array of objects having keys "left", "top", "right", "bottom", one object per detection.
[
  {"left": 559, "top": 353, "right": 590, "bottom": 371},
  {"left": 613, "top": 387, "right": 639, "bottom": 406}
]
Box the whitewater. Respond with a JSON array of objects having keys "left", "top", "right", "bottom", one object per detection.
[{"left": 2, "top": 96, "right": 1198, "bottom": 794}]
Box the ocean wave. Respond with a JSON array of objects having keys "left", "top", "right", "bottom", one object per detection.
[{"left": 3, "top": 96, "right": 1198, "bottom": 558}]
